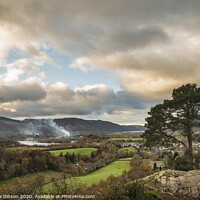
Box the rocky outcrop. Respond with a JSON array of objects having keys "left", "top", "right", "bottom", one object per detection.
[{"left": 143, "top": 169, "right": 200, "bottom": 199}]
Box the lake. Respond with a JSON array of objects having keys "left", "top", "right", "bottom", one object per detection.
[{"left": 18, "top": 140, "right": 60, "bottom": 146}]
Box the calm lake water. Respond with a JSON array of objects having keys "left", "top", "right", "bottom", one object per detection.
[{"left": 18, "top": 141, "right": 60, "bottom": 146}]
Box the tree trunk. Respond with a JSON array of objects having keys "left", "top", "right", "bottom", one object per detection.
[{"left": 188, "top": 135, "right": 193, "bottom": 170}]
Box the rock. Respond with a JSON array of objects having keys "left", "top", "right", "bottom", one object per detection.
[{"left": 144, "top": 169, "right": 200, "bottom": 199}]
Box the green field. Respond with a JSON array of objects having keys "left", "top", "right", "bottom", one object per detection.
[
  {"left": 118, "top": 147, "right": 135, "bottom": 152},
  {"left": 49, "top": 148, "right": 97, "bottom": 157},
  {"left": 118, "top": 157, "right": 132, "bottom": 161},
  {"left": 44, "top": 159, "right": 131, "bottom": 191},
  {"left": 1, "top": 159, "right": 131, "bottom": 191},
  {"left": 0, "top": 170, "right": 60, "bottom": 187},
  {"left": 75, "top": 159, "right": 131, "bottom": 185},
  {"left": 109, "top": 138, "right": 144, "bottom": 141}
]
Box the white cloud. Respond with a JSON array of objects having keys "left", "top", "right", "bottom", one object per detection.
[
  {"left": 0, "top": 58, "right": 41, "bottom": 84},
  {"left": 69, "top": 57, "right": 93, "bottom": 72},
  {"left": 0, "top": 81, "right": 145, "bottom": 121},
  {"left": 0, "top": 0, "right": 200, "bottom": 123}
]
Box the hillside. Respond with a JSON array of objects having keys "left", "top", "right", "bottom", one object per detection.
[
  {"left": 54, "top": 118, "right": 146, "bottom": 133},
  {"left": 0, "top": 116, "right": 146, "bottom": 139},
  {"left": 0, "top": 117, "right": 21, "bottom": 139}
]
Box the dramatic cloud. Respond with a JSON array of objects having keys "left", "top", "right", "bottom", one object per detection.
[
  {"left": 0, "top": 78, "right": 46, "bottom": 102},
  {"left": 96, "top": 26, "right": 169, "bottom": 53},
  {"left": 0, "top": 82, "right": 145, "bottom": 119},
  {"left": 0, "top": 0, "right": 199, "bottom": 123}
]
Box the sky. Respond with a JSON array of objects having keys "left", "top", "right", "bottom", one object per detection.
[{"left": 0, "top": 0, "right": 200, "bottom": 125}]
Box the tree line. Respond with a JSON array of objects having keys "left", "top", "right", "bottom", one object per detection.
[{"left": 0, "top": 149, "right": 65, "bottom": 180}]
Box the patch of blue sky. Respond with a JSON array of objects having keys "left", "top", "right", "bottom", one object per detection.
[
  {"left": 41, "top": 50, "right": 121, "bottom": 91},
  {"left": 5, "top": 46, "right": 121, "bottom": 92},
  {"left": 41, "top": 62, "right": 121, "bottom": 92},
  {"left": 0, "top": 67, "right": 6, "bottom": 74},
  {"left": 5, "top": 48, "right": 31, "bottom": 63},
  {"left": 40, "top": 42, "right": 54, "bottom": 54},
  {"left": 0, "top": 48, "right": 30, "bottom": 74}
]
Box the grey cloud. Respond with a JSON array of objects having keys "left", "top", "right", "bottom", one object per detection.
[
  {"left": 98, "top": 26, "right": 169, "bottom": 52},
  {"left": 0, "top": 1, "right": 199, "bottom": 30},
  {"left": 0, "top": 81, "right": 46, "bottom": 102},
  {"left": 25, "top": 45, "right": 48, "bottom": 59},
  {"left": 97, "top": 49, "right": 200, "bottom": 79},
  {"left": 44, "top": 85, "right": 117, "bottom": 115},
  {"left": 1, "top": 0, "right": 198, "bottom": 54},
  {"left": 116, "top": 91, "right": 145, "bottom": 109},
  {"left": 1, "top": 0, "right": 200, "bottom": 121},
  {"left": 0, "top": 0, "right": 199, "bottom": 58},
  {"left": 0, "top": 82, "right": 146, "bottom": 117}
]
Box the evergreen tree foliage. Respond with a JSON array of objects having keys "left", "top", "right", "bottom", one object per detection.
[{"left": 143, "top": 83, "right": 200, "bottom": 170}]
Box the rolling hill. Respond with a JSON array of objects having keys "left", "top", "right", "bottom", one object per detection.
[
  {"left": 0, "top": 116, "right": 146, "bottom": 139},
  {"left": 54, "top": 118, "right": 146, "bottom": 133}
]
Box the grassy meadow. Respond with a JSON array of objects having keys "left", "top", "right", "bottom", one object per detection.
[
  {"left": 118, "top": 157, "right": 132, "bottom": 161},
  {"left": 75, "top": 159, "right": 131, "bottom": 185},
  {"left": 0, "top": 158, "right": 131, "bottom": 190},
  {"left": 44, "top": 158, "right": 131, "bottom": 191},
  {"left": 49, "top": 148, "right": 97, "bottom": 157},
  {"left": 118, "top": 147, "right": 136, "bottom": 152}
]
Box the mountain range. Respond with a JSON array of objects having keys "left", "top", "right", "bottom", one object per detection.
[{"left": 0, "top": 116, "right": 146, "bottom": 139}]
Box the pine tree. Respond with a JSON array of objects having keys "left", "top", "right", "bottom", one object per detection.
[{"left": 143, "top": 83, "right": 200, "bottom": 170}]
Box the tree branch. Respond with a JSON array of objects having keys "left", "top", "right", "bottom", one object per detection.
[{"left": 161, "top": 131, "right": 188, "bottom": 150}]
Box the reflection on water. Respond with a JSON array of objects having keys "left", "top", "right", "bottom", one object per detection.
[{"left": 18, "top": 140, "right": 60, "bottom": 146}]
